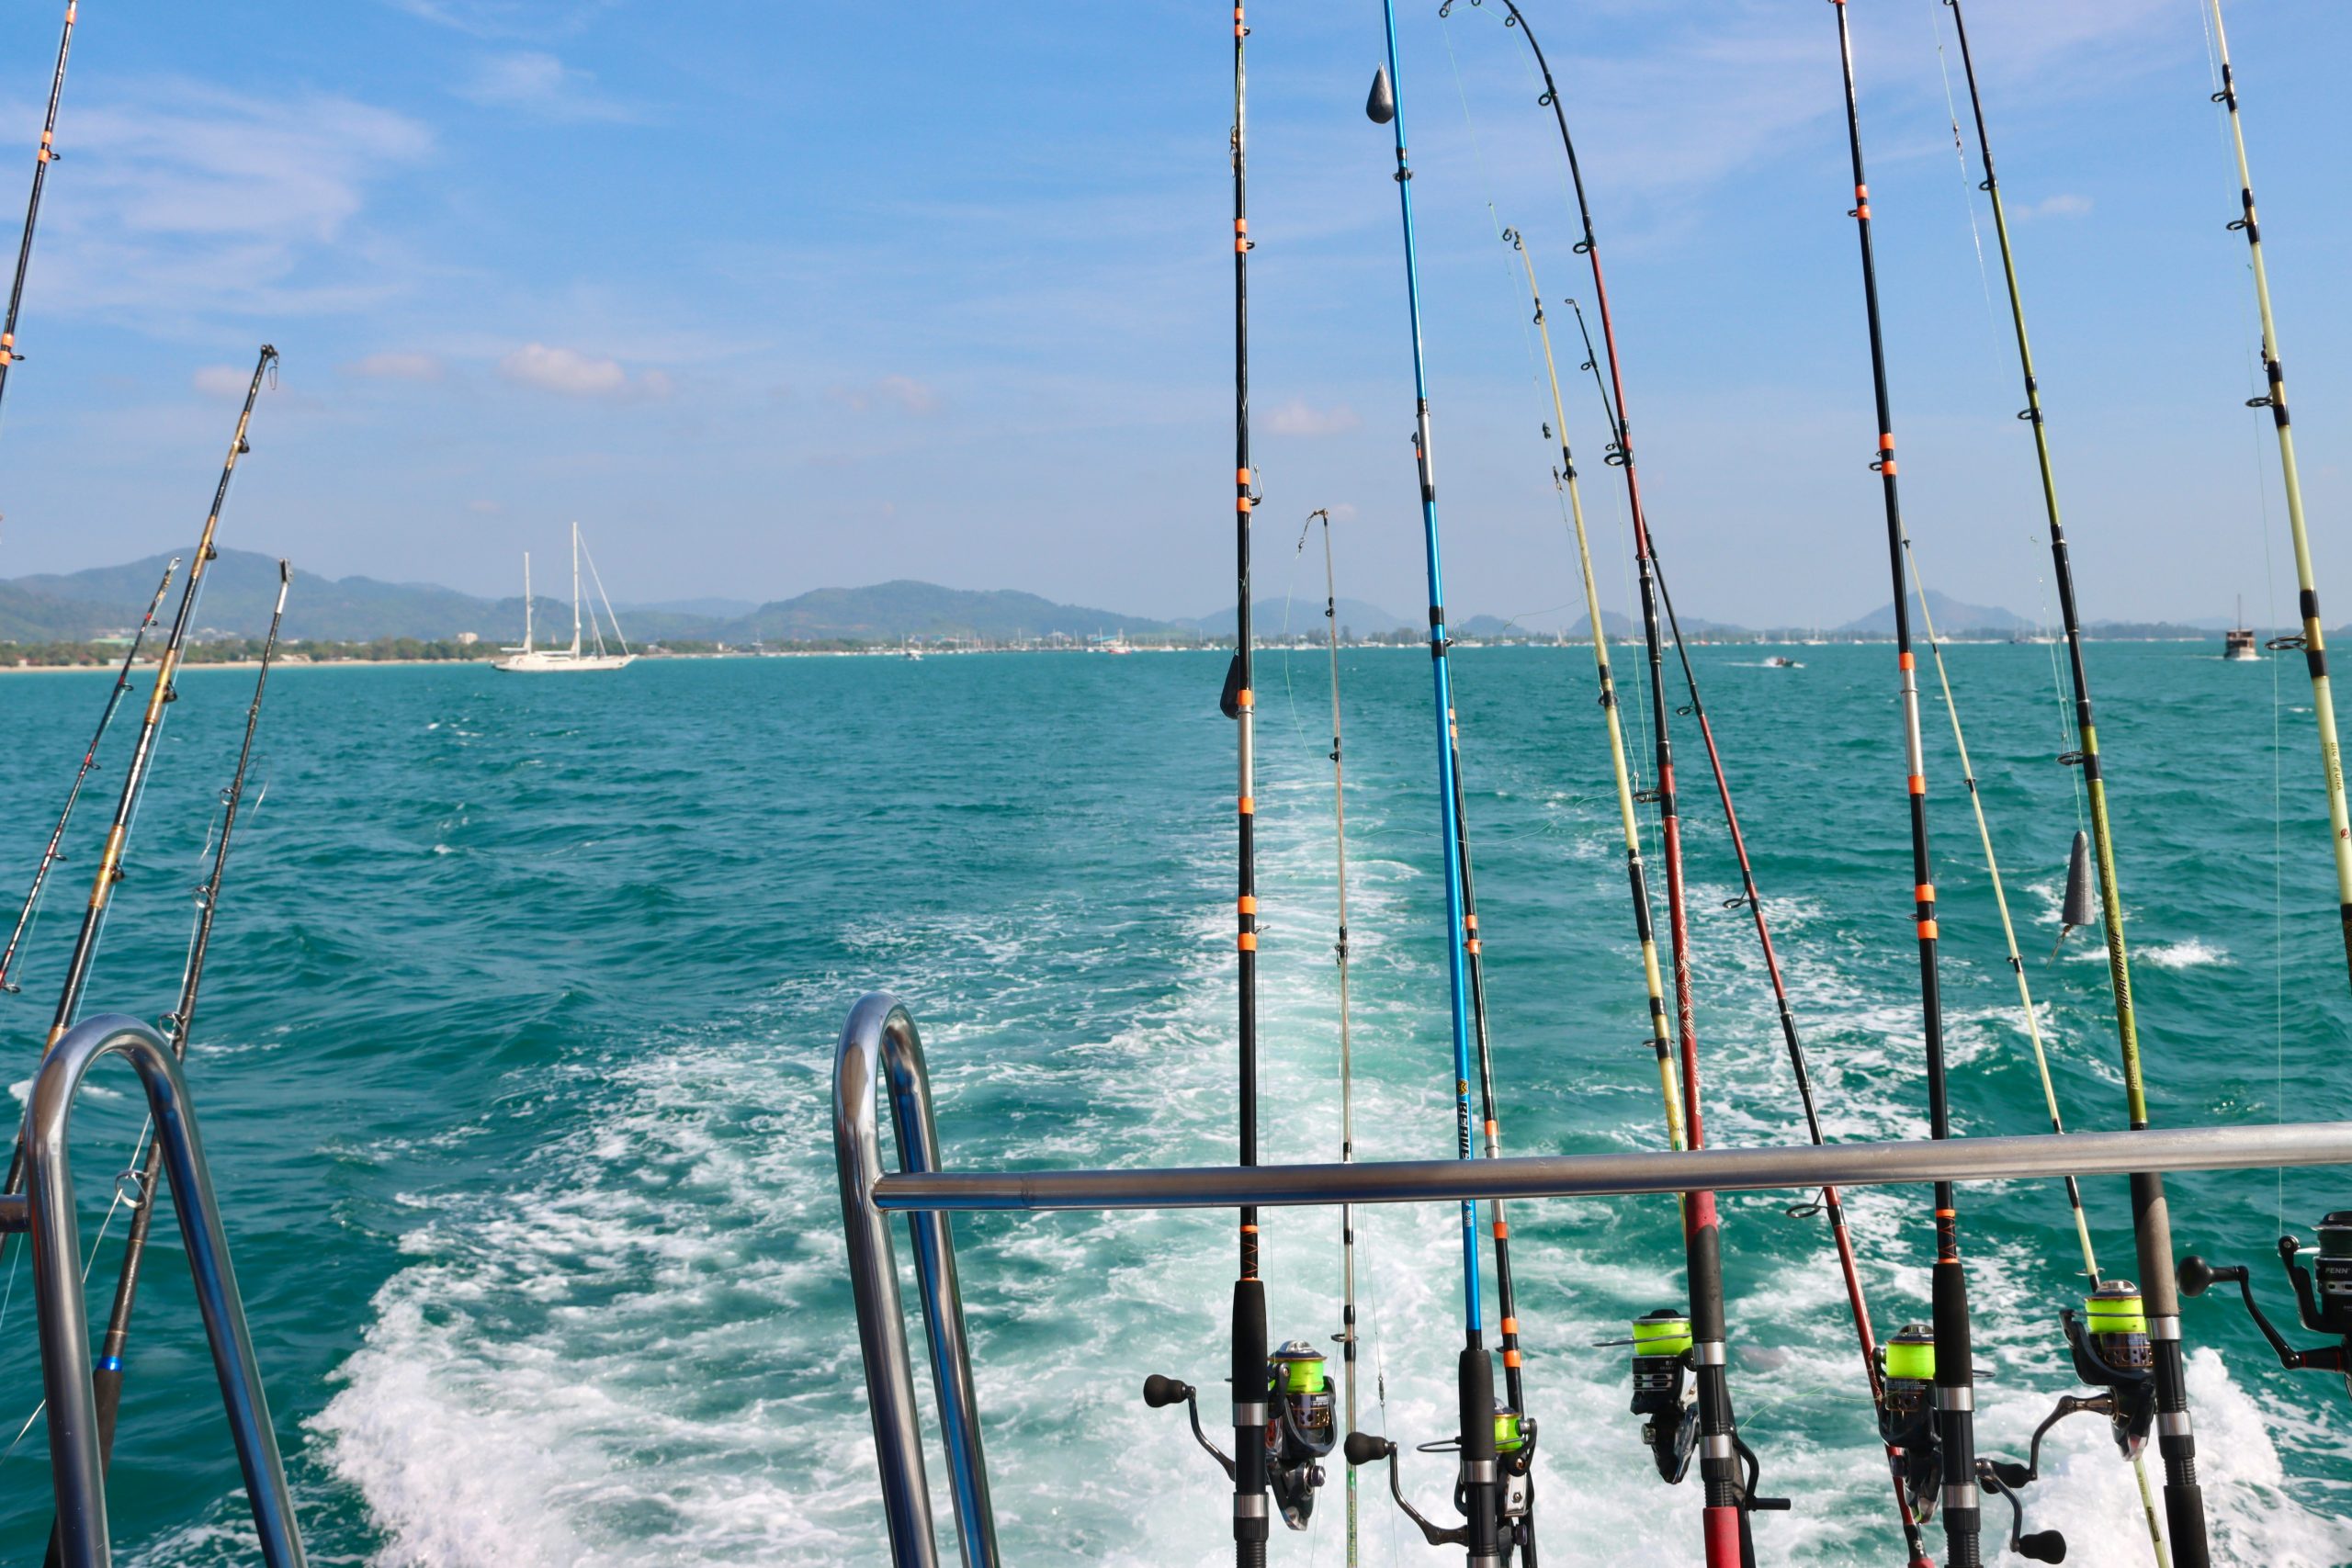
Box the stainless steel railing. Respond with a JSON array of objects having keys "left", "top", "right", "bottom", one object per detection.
[
  {"left": 0, "top": 1013, "right": 304, "bottom": 1568},
  {"left": 836, "top": 989, "right": 2352, "bottom": 1568}
]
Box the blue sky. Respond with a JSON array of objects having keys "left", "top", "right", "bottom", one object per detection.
[{"left": 0, "top": 0, "right": 2342, "bottom": 628}]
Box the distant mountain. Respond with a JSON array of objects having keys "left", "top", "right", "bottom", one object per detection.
[
  {"left": 1182, "top": 596, "right": 1410, "bottom": 638},
  {"left": 1839, "top": 590, "right": 2033, "bottom": 637},
  {"left": 2, "top": 550, "right": 536, "bottom": 642},
  {"left": 727, "top": 581, "right": 1185, "bottom": 642},
  {"left": 616, "top": 596, "right": 760, "bottom": 619}
]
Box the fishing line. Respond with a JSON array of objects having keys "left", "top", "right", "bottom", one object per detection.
[{"left": 1921, "top": 0, "right": 1996, "bottom": 321}]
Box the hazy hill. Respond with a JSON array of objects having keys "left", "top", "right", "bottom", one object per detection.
[
  {"left": 1838, "top": 590, "right": 2033, "bottom": 637},
  {"left": 1183, "top": 597, "right": 1410, "bottom": 638},
  {"left": 726, "top": 581, "right": 1184, "bottom": 641}
]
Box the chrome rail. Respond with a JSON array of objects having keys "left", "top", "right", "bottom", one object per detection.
[
  {"left": 836, "top": 992, "right": 2352, "bottom": 1568},
  {"left": 0, "top": 1013, "right": 304, "bottom": 1568},
  {"left": 836, "top": 992, "right": 998, "bottom": 1568}
]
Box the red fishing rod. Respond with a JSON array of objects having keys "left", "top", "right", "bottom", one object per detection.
[{"left": 1439, "top": 2, "right": 1770, "bottom": 1560}]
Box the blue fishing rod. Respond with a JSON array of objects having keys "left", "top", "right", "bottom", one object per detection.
[{"left": 1336, "top": 12, "right": 1503, "bottom": 1565}]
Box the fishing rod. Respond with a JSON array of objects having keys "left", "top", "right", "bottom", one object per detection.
[
  {"left": 1938, "top": 3, "right": 2213, "bottom": 1557},
  {"left": 1333, "top": 20, "right": 1503, "bottom": 1564},
  {"left": 2, "top": 344, "right": 277, "bottom": 1207},
  {"left": 1825, "top": 10, "right": 1984, "bottom": 1562},
  {"left": 1503, "top": 239, "right": 1686, "bottom": 1158},
  {"left": 2199, "top": 0, "right": 2352, "bottom": 988},
  {"left": 0, "top": 556, "right": 179, "bottom": 995},
  {"left": 0, "top": 0, "right": 82, "bottom": 434},
  {"left": 1437, "top": 5, "right": 1767, "bottom": 1559},
  {"left": 1143, "top": 18, "right": 1332, "bottom": 1557},
  {"left": 1307, "top": 510, "right": 1364, "bottom": 1566},
  {"left": 1899, "top": 547, "right": 2153, "bottom": 1566},
  {"left": 80, "top": 560, "right": 289, "bottom": 1493},
  {"left": 1553, "top": 283, "right": 1924, "bottom": 1565}
]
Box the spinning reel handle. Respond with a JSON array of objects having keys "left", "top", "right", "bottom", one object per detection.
[
  {"left": 1142, "top": 1374, "right": 1195, "bottom": 1409},
  {"left": 1342, "top": 1431, "right": 1393, "bottom": 1468},
  {"left": 2017, "top": 1529, "right": 2067, "bottom": 1562},
  {"left": 2176, "top": 1255, "right": 2245, "bottom": 1298},
  {"left": 1985, "top": 1459, "right": 2033, "bottom": 1491}
]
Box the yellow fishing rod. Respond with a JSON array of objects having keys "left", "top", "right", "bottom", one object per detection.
[
  {"left": 1939, "top": 4, "right": 2212, "bottom": 1557},
  {"left": 1903, "top": 541, "right": 2166, "bottom": 1568},
  {"left": 2202, "top": 0, "right": 2352, "bottom": 981},
  {"left": 1500, "top": 228, "right": 1683, "bottom": 1154}
]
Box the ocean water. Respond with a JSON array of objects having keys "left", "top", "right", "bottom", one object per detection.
[{"left": 0, "top": 641, "right": 2346, "bottom": 1567}]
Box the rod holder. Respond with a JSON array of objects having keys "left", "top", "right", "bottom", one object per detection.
[{"left": 835, "top": 996, "right": 2352, "bottom": 1566}]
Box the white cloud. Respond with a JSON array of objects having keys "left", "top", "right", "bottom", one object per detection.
[
  {"left": 458, "top": 51, "right": 636, "bottom": 122},
  {"left": 2015, "top": 193, "right": 2094, "bottom": 220},
  {"left": 345, "top": 351, "right": 444, "bottom": 380},
  {"left": 497, "top": 342, "right": 672, "bottom": 399},
  {"left": 192, "top": 364, "right": 257, "bottom": 398},
  {"left": 467, "top": 498, "right": 503, "bottom": 514},
  {"left": 1267, "top": 399, "right": 1362, "bottom": 437},
  {"left": 40, "top": 83, "right": 432, "bottom": 324},
  {"left": 830, "top": 375, "right": 942, "bottom": 415}
]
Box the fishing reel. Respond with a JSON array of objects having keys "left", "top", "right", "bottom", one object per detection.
[
  {"left": 1343, "top": 1350, "right": 1535, "bottom": 1563},
  {"left": 1143, "top": 1338, "right": 1337, "bottom": 1530},
  {"left": 1628, "top": 1309, "right": 1699, "bottom": 1484},
  {"left": 2180, "top": 1212, "right": 2352, "bottom": 1395},
  {"left": 1876, "top": 1323, "right": 2065, "bottom": 1562}
]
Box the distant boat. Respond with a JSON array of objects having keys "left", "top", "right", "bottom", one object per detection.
[
  {"left": 1764, "top": 655, "right": 1803, "bottom": 669},
  {"left": 2225, "top": 596, "right": 2260, "bottom": 661},
  {"left": 495, "top": 523, "right": 635, "bottom": 673}
]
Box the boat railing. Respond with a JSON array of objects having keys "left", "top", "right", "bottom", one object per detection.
[
  {"left": 836, "top": 989, "right": 2352, "bottom": 1568},
  {"left": 0, "top": 1013, "right": 304, "bottom": 1568}
]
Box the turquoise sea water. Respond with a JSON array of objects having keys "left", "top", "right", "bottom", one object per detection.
[{"left": 0, "top": 641, "right": 2346, "bottom": 1566}]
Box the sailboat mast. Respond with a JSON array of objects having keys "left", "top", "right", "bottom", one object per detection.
[
  {"left": 523, "top": 553, "right": 534, "bottom": 652},
  {"left": 571, "top": 522, "right": 583, "bottom": 659}
]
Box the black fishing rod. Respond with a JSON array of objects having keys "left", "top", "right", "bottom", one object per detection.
[
  {"left": 0, "top": 556, "right": 179, "bottom": 994},
  {"left": 1938, "top": 4, "right": 2211, "bottom": 1557},
  {"left": 1825, "top": 9, "right": 1982, "bottom": 1562},
  {"left": 3, "top": 344, "right": 277, "bottom": 1208},
  {"left": 0, "top": 0, "right": 82, "bottom": 432},
  {"left": 1335, "top": 14, "right": 1501, "bottom": 1564},
  {"left": 1144, "top": 17, "right": 1333, "bottom": 1555},
  {"left": 1438, "top": 4, "right": 1765, "bottom": 1560},
  {"left": 78, "top": 560, "right": 288, "bottom": 1499}
]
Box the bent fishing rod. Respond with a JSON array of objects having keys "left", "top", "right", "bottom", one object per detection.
[
  {"left": 1303, "top": 509, "right": 1365, "bottom": 1567},
  {"left": 1142, "top": 17, "right": 1335, "bottom": 1557},
  {"left": 1939, "top": 4, "right": 2213, "bottom": 1557},
  {"left": 0, "top": 0, "right": 82, "bottom": 434},
  {"left": 1333, "top": 22, "right": 1503, "bottom": 1565},
  {"left": 1439, "top": 5, "right": 1765, "bottom": 1560},
  {"left": 3, "top": 344, "right": 277, "bottom": 1208},
  {"left": 74, "top": 560, "right": 289, "bottom": 1516},
  {"left": 1826, "top": 10, "right": 1986, "bottom": 1562},
  {"left": 1555, "top": 288, "right": 1923, "bottom": 1566},
  {"left": 2199, "top": 0, "right": 2352, "bottom": 989},
  {"left": 0, "top": 556, "right": 178, "bottom": 994},
  {"left": 1900, "top": 547, "right": 2161, "bottom": 1567}
]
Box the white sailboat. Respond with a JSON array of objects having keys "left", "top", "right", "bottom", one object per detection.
[{"left": 495, "top": 523, "right": 635, "bottom": 673}]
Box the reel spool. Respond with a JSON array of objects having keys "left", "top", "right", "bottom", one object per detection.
[
  {"left": 1874, "top": 1323, "right": 1941, "bottom": 1523},
  {"left": 1629, "top": 1308, "right": 1699, "bottom": 1485}
]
